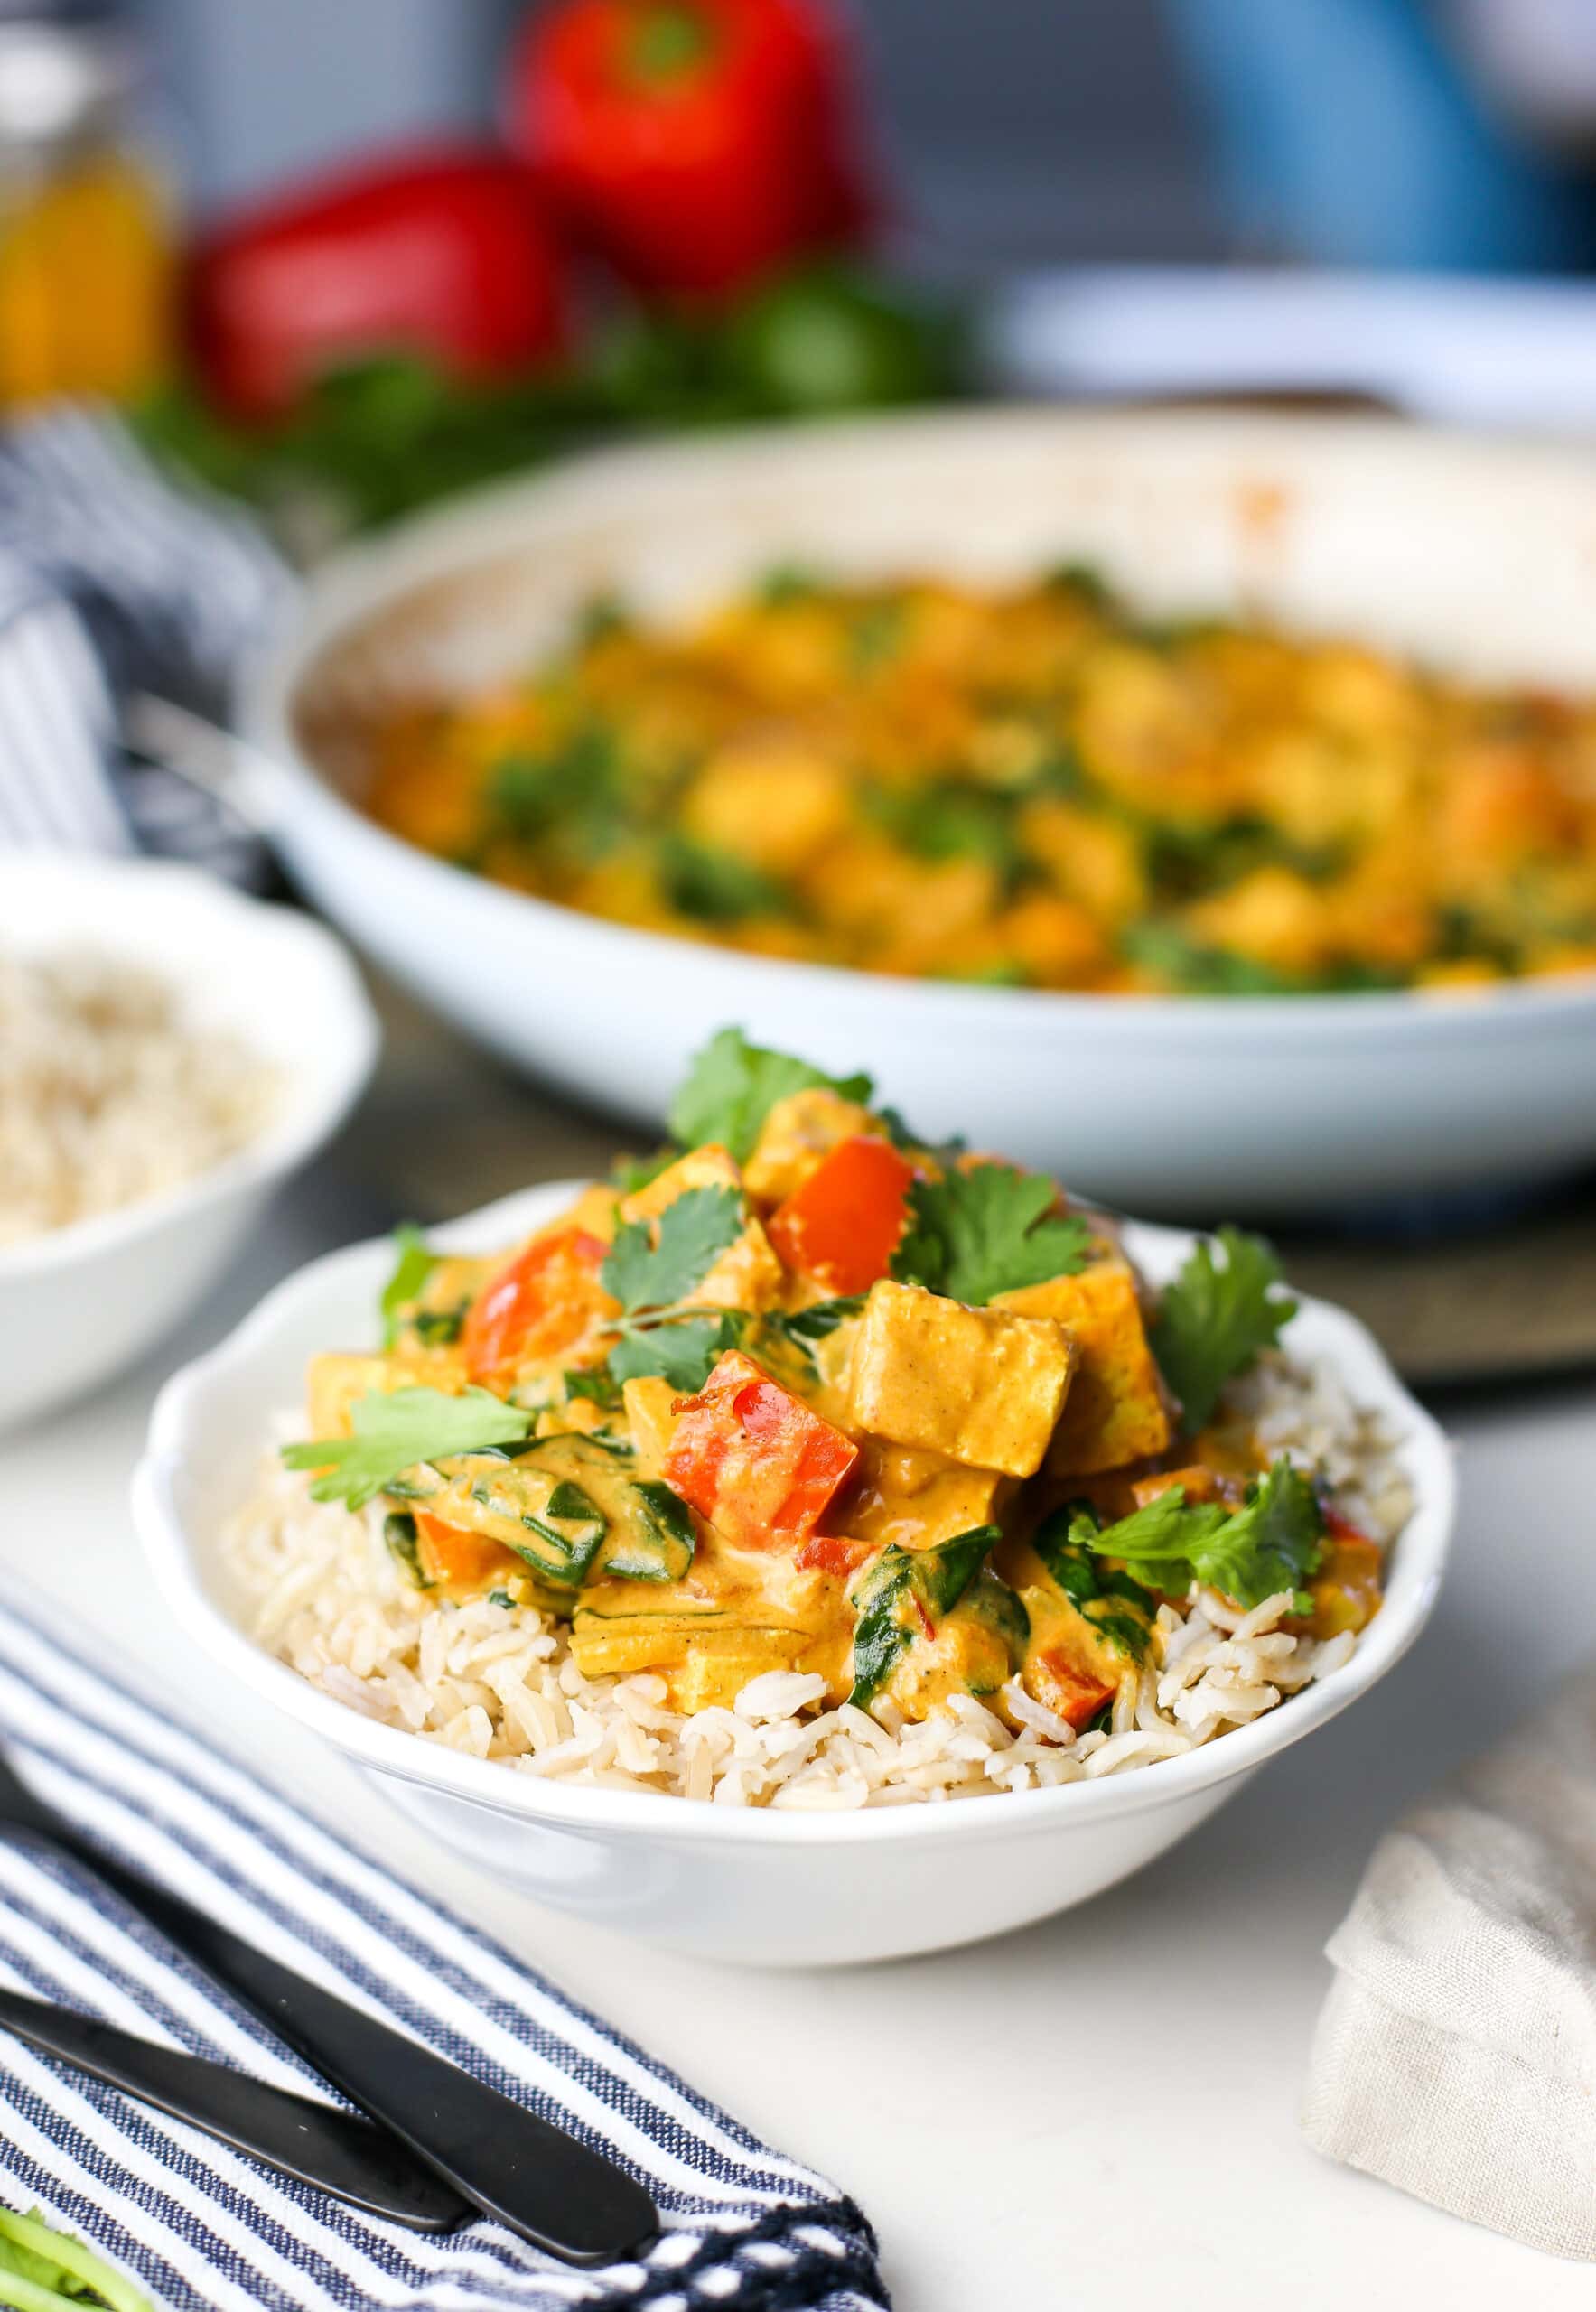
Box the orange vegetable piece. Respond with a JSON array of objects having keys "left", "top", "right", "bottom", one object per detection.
[
  {"left": 415, "top": 1512, "right": 519, "bottom": 1590},
  {"left": 793, "top": 1531, "right": 873, "bottom": 1580},
  {"left": 664, "top": 1348, "right": 859, "bottom": 1552},
  {"left": 767, "top": 1134, "right": 915, "bottom": 1294},
  {"left": 461, "top": 1227, "right": 613, "bottom": 1384},
  {"left": 1028, "top": 1648, "right": 1115, "bottom": 1729}
]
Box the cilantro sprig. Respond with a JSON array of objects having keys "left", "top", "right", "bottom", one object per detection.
[
  {"left": 599, "top": 1184, "right": 746, "bottom": 1394},
  {"left": 667, "top": 1029, "right": 873, "bottom": 1162},
  {"left": 282, "top": 1386, "right": 533, "bottom": 1510},
  {"left": 378, "top": 1224, "right": 436, "bottom": 1348},
  {"left": 1072, "top": 1459, "right": 1324, "bottom": 1612},
  {"left": 1151, "top": 1226, "right": 1297, "bottom": 1431},
  {"left": 891, "top": 1163, "right": 1090, "bottom": 1304}
]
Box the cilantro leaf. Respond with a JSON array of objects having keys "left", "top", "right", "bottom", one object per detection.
[
  {"left": 565, "top": 1366, "right": 623, "bottom": 1410},
  {"left": 891, "top": 1164, "right": 1090, "bottom": 1303},
  {"left": 1151, "top": 1226, "right": 1297, "bottom": 1432},
  {"left": 282, "top": 1386, "right": 532, "bottom": 1511},
  {"left": 378, "top": 1224, "right": 435, "bottom": 1348},
  {"left": 602, "top": 1185, "right": 744, "bottom": 1315},
  {"left": 668, "top": 1029, "right": 873, "bottom": 1162},
  {"left": 608, "top": 1313, "right": 743, "bottom": 1394},
  {"left": 1077, "top": 1459, "right": 1324, "bottom": 1611}
]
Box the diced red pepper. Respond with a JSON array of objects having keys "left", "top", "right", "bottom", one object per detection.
[
  {"left": 792, "top": 1531, "right": 873, "bottom": 1580},
  {"left": 461, "top": 1228, "right": 613, "bottom": 1384},
  {"left": 1029, "top": 1650, "right": 1115, "bottom": 1730},
  {"left": 664, "top": 1348, "right": 858, "bottom": 1552},
  {"left": 507, "top": 0, "right": 872, "bottom": 302},
  {"left": 766, "top": 1135, "right": 914, "bottom": 1294},
  {"left": 415, "top": 1513, "right": 518, "bottom": 1590},
  {"left": 187, "top": 144, "right": 569, "bottom": 422}
]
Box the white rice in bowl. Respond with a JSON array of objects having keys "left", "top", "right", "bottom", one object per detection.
[{"left": 225, "top": 1351, "right": 1412, "bottom": 1811}]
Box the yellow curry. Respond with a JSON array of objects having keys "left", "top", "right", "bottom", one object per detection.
[
  {"left": 366, "top": 566, "right": 1596, "bottom": 993},
  {"left": 285, "top": 1032, "right": 1382, "bottom": 1731}
]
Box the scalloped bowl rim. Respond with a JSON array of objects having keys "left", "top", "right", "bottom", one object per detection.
[{"left": 134, "top": 1178, "right": 1456, "bottom": 1850}]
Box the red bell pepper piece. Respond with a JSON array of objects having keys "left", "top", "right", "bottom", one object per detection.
[
  {"left": 187, "top": 143, "right": 569, "bottom": 421},
  {"left": 767, "top": 1134, "right": 913, "bottom": 1294},
  {"left": 461, "top": 1228, "right": 614, "bottom": 1384},
  {"left": 664, "top": 1348, "right": 858, "bottom": 1551},
  {"left": 1030, "top": 1651, "right": 1116, "bottom": 1731},
  {"left": 508, "top": 0, "right": 872, "bottom": 301}
]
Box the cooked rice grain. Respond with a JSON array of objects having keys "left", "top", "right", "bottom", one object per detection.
[{"left": 226, "top": 1355, "right": 1408, "bottom": 1809}]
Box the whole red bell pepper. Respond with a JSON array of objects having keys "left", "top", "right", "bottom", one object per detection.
[
  {"left": 187, "top": 144, "right": 570, "bottom": 422},
  {"left": 507, "top": 0, "right": 872, "bottom": 301}
]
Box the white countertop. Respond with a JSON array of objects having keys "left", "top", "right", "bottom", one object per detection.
[{"left": 5, "top": 1161, "right": 1594, "bottom": 2311}]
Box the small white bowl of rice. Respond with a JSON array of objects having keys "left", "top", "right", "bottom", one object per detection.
[
  {"left": 134, "top": 1180, "right": 1454, "bottom": 1967},
  {"left": 0, "top": 854, "right": 378, "bottom": 1427}
]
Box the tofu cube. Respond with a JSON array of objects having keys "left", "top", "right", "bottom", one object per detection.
[
  {"left": 743, "top": 1086, "right": 882, "bottom": 1206},
  {"left": 622, "top": 1375, "right": 679, "bottom": 1479},
  {"left": 621, "top": 1143, "right": 784, "bottom": 1313},
  {"left": 848, "top": 1279, "right": 1077, "bottom": 1478},
  {"left": 996, "top": 1258, "right": 1171, "bottom": 1476}
]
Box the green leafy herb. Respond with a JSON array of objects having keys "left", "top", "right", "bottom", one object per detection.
[
  {"left": 658, "top": 835, "right": 792, "bottom": 924},
  {"left": 1074, "top": 1459, "right": 1324, "bottom": 1611},
  {"left": 1120, "top": 923, "right": 1307, "bottom": 996},
  {"left": 864, "top": 778, "right": 1022, "bottom": 882},
  {"left": 766, "top": 1295, "right": 865, "bottom": 1351},
  {"left": 1032, "top": 1512, "right": 1157, "bottom": 1661},
  {"left": 609, "top": 1312, "right": 743, "bottom": 1394},
  {"left": 378, "top": 1224, "right": 436, "bottom": 1348},
  {"left": 383, "top": 1510, "right": 431, "bottom": 1590},
  {"left": 512, "top": 1477, "right": 610, "bottom": 1589},
  {"left": 565, "top": 1366, "right": 623, "bottom": 1411},
  {"left": 282, "top": 1386, "right": 533, "bottom": 1511},
  {"left": 603, "top": 1479, "right": 697, "bottom": 1582},
  {"left": 668, "top": 1029, "right": 873, "bottom": 1162},
  {"left": 487, "top": 1589, "right": 516, "bottom": 1609},
  {"left": 490, "top": 726, "right": 625, "bottom": 864},
  {"left": 0, "top": 2204, "right": 152, "bottom": 2312},
  {"left": 1043, "top": 560, "right": 1116, "bottom": 611},
  {"left": 611, "top": 1145, "right": 677, "bottom": 1195},
  {"left": 891, "top": 1163, "right": 1090, "bottom": 1304},
  {"left": 757, "top": 561, "right": 822, "bottom": 606},
  {"left": 847, "top": 1527, "right": 997, "bottom": 1706},
  {"left": 602, "top": 1185, "right": 744, "bottom": 1315},
  {"left": 1151, "top": 1226, "right": 1297, "bottom": 1431}
]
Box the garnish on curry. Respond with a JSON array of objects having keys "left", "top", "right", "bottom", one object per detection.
[
  {"left": 365, "top": 566, "right": 1596, "bottom": 993},
  {"left": 284, "top": 1031, "right": 1384, "bottom": 1733}
]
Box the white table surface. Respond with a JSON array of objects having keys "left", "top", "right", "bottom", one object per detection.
[{"left": 5, "top": 1154, "right": 1594, "bottom": 2312}]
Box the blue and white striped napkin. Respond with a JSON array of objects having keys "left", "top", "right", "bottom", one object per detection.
[
  {"left": 0, "top": 1598, "right": 885, "bottom": 2312},
  {"left": 0, "top": 406, "right": 291, "bottom": 884}
]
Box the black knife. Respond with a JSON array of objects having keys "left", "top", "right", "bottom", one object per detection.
[
  {"left": 0, "top": 1988, "right": 471, "bottom": 2232},
  {"left": 0, "top": 1751, "right": 658, "bottom": 2267}
]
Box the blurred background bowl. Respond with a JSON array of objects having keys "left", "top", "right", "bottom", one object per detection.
[
  {"left": 0, "top": 856, "right": 378, "bottom": 1428},
  {"left": 241, "top": 404, "right": 1596, "bottom": 1217}
]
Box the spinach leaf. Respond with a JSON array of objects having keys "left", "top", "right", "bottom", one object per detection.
[{"left": 847, "top": 1526, "right": 998, "bottom": 1706}]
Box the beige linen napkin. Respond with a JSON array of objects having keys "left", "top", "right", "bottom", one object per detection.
[{"left": 1302, "top": 1665, "right": 1596, "bottom": 2258}]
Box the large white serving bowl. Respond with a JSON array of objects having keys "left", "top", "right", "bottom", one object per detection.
[
  {"left": 238, "top": 407, "right": 1596, "bottom": 1217},
  {"left": 133, "top": 1179, "right": 1454, "bottom": 1968},
  {"left": 0, "top": 855, "right": 378, "bottom": 1428}
]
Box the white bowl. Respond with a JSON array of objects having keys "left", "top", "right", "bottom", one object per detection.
[
  {"left": 0, "top": 856, "right": 378, "bottom": 1427},
  {"left": 132, "top": 1179, "right": 1454, "bottom": 1967},
  {"left": 238, "top": 406, "right": 1596, "bottom": 1218}
]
